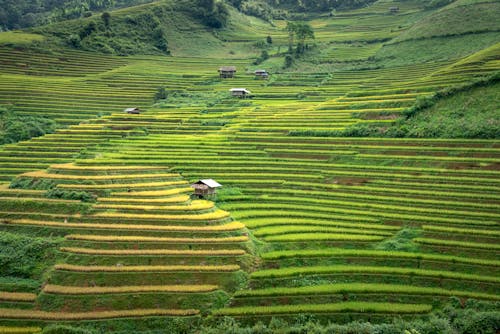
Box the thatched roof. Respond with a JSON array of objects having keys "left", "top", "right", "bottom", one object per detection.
[{"left": 219, "top": 66, "right": 236, "bottom": 72}]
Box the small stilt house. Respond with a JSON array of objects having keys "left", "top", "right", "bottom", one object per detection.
[
  {"left": 230, "top": 88, "right": 251, "bottom": 98},
  {"left": 219, "top": 66, "right": 236, "bottom": 78},
  {"left": 124, "top": 107, "right": 141, "bottom": 114},
  {"left": 255, "top": 69, "right": 269, "bottom": 79},
  {"left": 389, "top": 6, "right": 399, "bottom": 13},
  {"left": 191, "top": 179, "right": 222, "bottom": 197}
]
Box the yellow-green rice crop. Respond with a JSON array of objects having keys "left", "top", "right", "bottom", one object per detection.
[
  {"left": 251, "top": 265, "right": 500, "bottom": 283},
  {"left": 234, "top": 283, "right": 500, "bottom": 300},
  {"left": 60, "top": 247, "right": 246, "bottom": 256},
  {"left": 93, "top": 209, "right": 230, "bottom": 221},
  {"left": 54, "top": 264, "right": 240, "bottom": 272},
  {"left": 20, "top": 171, "right": 180, "bottom": 180},
  {"left": 65, "top": 234, "right": 249, "bottom": 243},
  {"left": 0, "top": 292, "right": 37, "bottom": 302},
  {"left": 0, "top": 308, "right": 199, "bottom": 319},
  {"left": 5, "top": 219, "right": 245, "bottom": 232},
  {"left": 213, "top": 302, "right": 432, "bottom": 316},
  {"left": 43, "top": 284, "right": 219, "bottom": 295}
]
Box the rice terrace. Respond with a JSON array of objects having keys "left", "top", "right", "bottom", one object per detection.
[{"left": 0, "top": 0, "right": 499, "bottom": 333}]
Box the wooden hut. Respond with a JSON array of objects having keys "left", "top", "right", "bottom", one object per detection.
[
  {"left": 219, "top": 66, "right": 236, "bottom": 78},
  {"left": 124, "top": 107, "right": 141, "bottom": 114},
  {"left": 230, "top": 88, "right": 251, "bottom": 98},
  {"left": 389, "top": 6, "right": 399, "bottom": 13},
  {"left": 255, "top": 69, "right": 269, "bottom": 79},
  {"left": 191, "top": 179, "right": 222, "bottom": 197}
]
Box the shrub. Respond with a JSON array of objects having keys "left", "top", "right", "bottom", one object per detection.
[
  {"left": 0, "top": 231, "right": 60, "bottom": 279},
  {"left": 0, "top": 108, "right": 57, "bottom": 145},
  {"left": 43, "top": 325, "right": 95, "bottom": 334},
  {"left": 155, "top": 86, "right": 169, "bottom": 101},
  {"left": 45, "top": 188, "right": 96, "bottom": 203}
]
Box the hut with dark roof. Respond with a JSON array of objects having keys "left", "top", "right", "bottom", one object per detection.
[{"left": 219, "top": 66, "right": 236, "bottom": 78}]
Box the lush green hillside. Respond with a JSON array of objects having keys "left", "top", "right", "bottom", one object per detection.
[{"left": 0, "top": 0, "right": 498, "bottom": 332}]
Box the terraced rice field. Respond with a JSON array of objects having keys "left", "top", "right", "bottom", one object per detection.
[{"left": 0, "top": 0, "right": 499, "bottom": 329}]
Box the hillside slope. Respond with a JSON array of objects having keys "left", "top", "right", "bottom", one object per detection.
[{"left": 0, "top": 0, "right": 498, "bottom": 332}]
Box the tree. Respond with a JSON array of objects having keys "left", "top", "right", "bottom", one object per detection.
[
  {"left": 285, "top": 21, "right": 314, "bottom": 55},
  {"left": 294, "top": 22, "right": 314, "bottom": 54},
  {"left": 101, "top": 11, "right": 111, "bottom": 28},
  {"left": 266, "top": 35, "right": 272, "bottom": 44},
  {"left": 79, "top": 21, "right": 97, "bottom": 39},
  {"left": 286, "top": 21, "right": 297, "bottom": 53},
  {"left": 284, "top": 54, "right": 293, "bottom": 68}
]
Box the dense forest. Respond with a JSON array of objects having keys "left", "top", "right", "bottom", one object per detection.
[
  {"left": 1, "top": 0, "right": 382, "bottom": 31},
  {"left": 0, "top": 0, "right": 155, "bottom": 30}
]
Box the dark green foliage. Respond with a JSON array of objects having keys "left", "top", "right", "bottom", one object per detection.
[
  {"left": 286, "top": 21, "right": 314, "bottom": 56},
  {"left": 198, "top": 300, "right": 500, "bottom": 333},
  {"left": 0, "top": 106, "right": 57, "bottom": 145},
  {"left": 0, "top": 231, "right": 60, "bottom": 279},
  {"left": 0, "top": 0, "right": 158, "bottom": 30},
  {"left": 155, "top": 86, "right": 169, "bottom": 101},
  {"left": 43, "top": 325, "right": 97, "bottom": 334},
  {"left": 239, "top": 1, "right": 275, "bottom": 21},
  {"left": 45, "top": 188, "right": 97, "bottom": 203},
  {"left": 266, "top": 35, "right": 272, "bottom": 44},
  {"left": 375, "top": 228, "right": 420, "bottom": 252},
  {"left": 79, "top": 21, "right": 97, "bottom": 39},
  {"left": 38, "top": 4, "right": 172, "bottom": 55},
  {"left": 101, "top": 11, "right": 111, "bottom": 28},
  {"left": 180, "top": 0, "right": 230, "bottom": 28},
  {"left": 254, "top": 50, "right": 269, "bottom": 65},
  {"left": 67, "top": 34, "right": 82, "bottom": 47},
  {"left": 284, "top": 54, "right": 293, "bottom": 68},
  {"left": 10, "top": 177, "right": 56, "bottom": 190},
  {"left": 265, "top": 0, "right": 377, "bottom": 12}
]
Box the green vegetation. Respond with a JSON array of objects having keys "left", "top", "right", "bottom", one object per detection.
[
  {"left": 0, "top": 231, "right": 60, "bottom": 279},
  {"left": 0, "top": 106, "right": 57, "bottom": 145},
  {"left": 0, "top": 0, "right": 155, "bottom": 30},
  {"left": 0, "top": 0, "right": 498, "bottom": 331}
]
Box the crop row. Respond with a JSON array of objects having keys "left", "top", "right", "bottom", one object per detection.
[
  {"left": 413, "top": 238, "right": 500, "bottom": 250},
  {"left": 253, "top": 225, "right": 393, "bottom": 237},
  {"left": 54, "top": 264, "right": 240, "bottom": 272},
  {"left": 43, "top": 284, "right": 219, "bottom": 295},
  {"left": 4, "top": 219, "right": 245, "bottom": 232},
  {"left": 0, "top": 308, "right": 199, "bottom": 320},
  {"left": 263, "top": 233, "right": 384, "bottom": 242},
  {"left": 261, "top": 248, "right": 500, "bottom": 267},
  {"left": 65, "top": 234, "right": 249, "bottom": 243},
  {"left": 114, "top": 187, "right": 193, "bottom": 197},
  {"left": 92, "top": 209, "right": 230, "bottom": 221},
  {"left": 251, "top": 265, "right": 500, "bottom": 283},
  {"left": 422, "top": 225, "right": 500, "bottom": 236},
  {"left": 58, "top": 180, "right": 188, "bottom": 190},
  {"left": 247, "top": 187, "right": 499, "bottom": 211},
  {"left": 20, "top": 171, "right": 179, "bottom": 180},
  {"left": 213, "top": 302, "right": 432, "bottom": 316},
  {"left": 0, "top": 292, "right": 37, "bottom": 302},
  {"left": 226, "top": 203, "right": 498, "bottom": 227},
  {"left": 0, "top": 327, "right": 41, "bottom": 334},
  {"left": 98, "top": 195, "right": 190, "bottom": 204},
  {"left": 234, "top": 283, "right": 500, "bottom": 300},
  {"left": 93, "top": 201, "right": 214, "bottom": 211},
  {"left": 60, "top": 247, "right": 246, "bottom": 256},
  {"left": 49, "top": 163, "right": 169, "bottom": 171}
]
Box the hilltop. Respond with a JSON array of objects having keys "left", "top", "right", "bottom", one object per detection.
[{"left": 0, "top": 0, "right": 499, "bottom": 333}]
